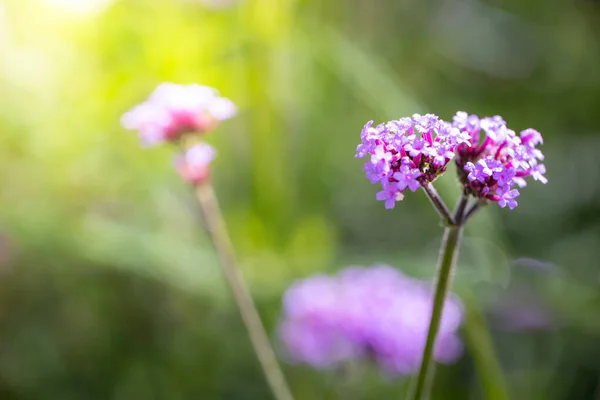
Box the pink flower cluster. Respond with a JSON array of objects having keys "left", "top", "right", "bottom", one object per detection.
[
  {"left": 278, "top": 265, "right": 463, "bottom": 374},
  {"left": 121, "top": 83, "right": 236, "bottom": 146},
  {"left": 356, "top": 112, "right": 546, "bottom": 209},
  {"left": 452, "top": 112, "right": 546, "bottom": 209},
  {"left": 356, "top": 114, "right": 470, "bottom": 209},
  {"left": 121, "top": 83, "right": 236, "bottom": 184}
]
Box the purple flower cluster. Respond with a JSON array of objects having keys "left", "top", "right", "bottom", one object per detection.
[
  {"left": 356, "top": 114, "right": 470, "bottom": 209},
  {"left": 452, "top": 112, "right": 547, "bottom": 209},
  {"left": 356, "top": 112, "right": 546, "bottom": 210},
  {"left": 121, "top": 83, "right": 236, "bottom": 185},
  {"left": 278, "top": 265, "right": 463, "bottom": 374}
]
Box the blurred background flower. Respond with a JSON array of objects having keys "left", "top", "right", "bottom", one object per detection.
[
  {"left": 121, "top": 82, "right": 236, "bottom": 146},
  {"left": 0, "top": 0, "right": 599, "bottom": 398},
  {"left": 278, "top": 265, "right": 463, "bottom": 374}
]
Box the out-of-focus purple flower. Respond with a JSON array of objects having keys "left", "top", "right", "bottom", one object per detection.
[
  {"left": 173, "top": 143, "right": 216, "bottom": 184},
  {"left": 494, "top": 306, "right": 555, "bottom": 332},
  {"left": 121, "top": 83, "right": 236, "bottom": 146},
  {"left": 356, "top": 114, "right": 467, "bottom": 208},
  {"left": 491, "top": 287, "right": 558, "bottom": 332},
  {"left": 278, "top": 265, "right": 464, "bottom": 374},
  {"left": 453, "top": 112, "right": 547, "bottom": 210}
]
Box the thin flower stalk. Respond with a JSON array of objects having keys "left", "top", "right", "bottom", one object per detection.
[
  {"left": 122, "top": 83, "right": 294, "bottom": 400},
  {"left": 411, "top": 201, "right": 464, "bottom": 400},
  {"left": 422, "top": 183, "right": 456, "bottom": 226},
  {"left": 196, "top": 183, "right": 294, "bottom": 400}
]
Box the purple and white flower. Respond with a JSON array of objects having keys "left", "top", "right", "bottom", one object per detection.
[
  {"left": 453, "top": 112, "right": 547, "bottom": 209},
  {"left": 357, "top": 111, "right": 547, "bottom": 210},
  {"left": 356, "top": 114, "right": 468, "bottom": 209},
  {"left": 121, "top": 83, "right": 236, "bottom": 146}
]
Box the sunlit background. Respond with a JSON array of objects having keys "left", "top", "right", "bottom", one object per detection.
[{"left": 1, "top": 0, "right": 600, "bottom": 398}]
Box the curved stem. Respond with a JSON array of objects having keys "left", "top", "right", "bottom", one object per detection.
[
  {"left": 464, "top": 199, "right": 485, "bottom": 222},
  {"left": 195, "top": 183, "right": 294, "bottom": 400},
  {"left": 411, "top": 224, "right": 463, "bottom": 400},
  {"left": 454, "top": 193, "right": 469, "bottom": 223},
  {"left": 422, "top": 183, "right": 456, "bottom": 226}
]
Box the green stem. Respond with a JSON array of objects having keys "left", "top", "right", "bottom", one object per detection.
[
  {"left": 195, "top": 183, "right": 294, "bottom": 400},
  {"left": 463, "top": 298, "right": 510, "bottom": 400},
  {"left": 411, "top": 224, "right": 464, "bottom": 400},
  {"left": 422, "top": 184, "right": 456, "bottom": 226},
  {"left": 464, "top": 199, "right": 485, "bottom": 222}
]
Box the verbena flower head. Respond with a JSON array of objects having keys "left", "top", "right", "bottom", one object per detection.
[
  {"left": 174, "top": 143, "right": 216, "bottom": 184},
  {"left": 278, "top": 265, "right": 463, "bottom": 374},
  {"left": 452, "top": 112, "right": 547, "bottom": 209},
  {"left": 121, "top": 83, "right": 236, "bottom": 146},
  {"left": 356, "top": 112, "right": 547, "bottom": 210},
  {"left": 356, "top": 114, "right": 469, "bottom": 209}
]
